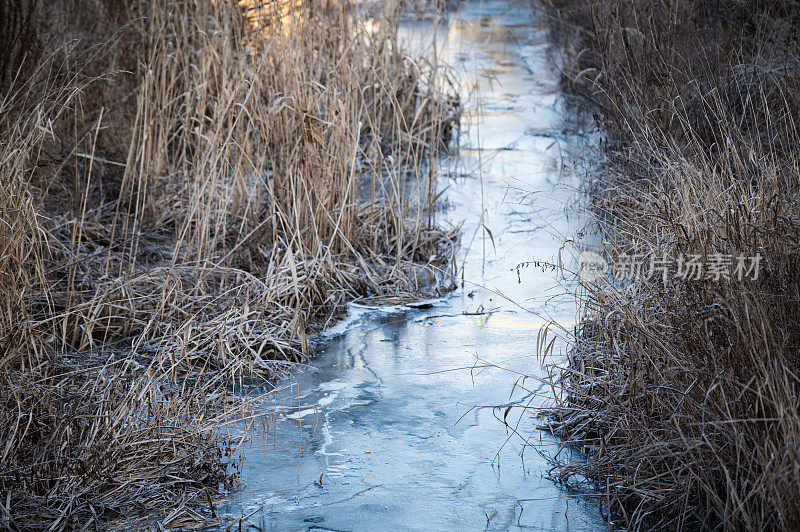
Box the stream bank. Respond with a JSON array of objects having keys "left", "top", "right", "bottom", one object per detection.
[{"left": 223, "top": 2, "right": 602, "bottom": 529}]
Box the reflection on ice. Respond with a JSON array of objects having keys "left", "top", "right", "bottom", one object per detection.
[{"left": 221, "top": 1, "right": 603, "bottom": 530}]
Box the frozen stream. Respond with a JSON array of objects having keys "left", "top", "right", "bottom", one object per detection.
[{"left": 221, "top": 1, "right": 603, "bottom": 529}]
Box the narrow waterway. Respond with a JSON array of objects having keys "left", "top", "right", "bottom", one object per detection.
[{"left": 222, "top": 1, "right": 602, "bottom": 529}]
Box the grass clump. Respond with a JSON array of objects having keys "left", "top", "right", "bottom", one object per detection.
[
  {"left": 0, "top": 0, "right": 458, "bottom": 528},
  {"left": 538, "top": 0, "right": 800, "bottom": 529}
]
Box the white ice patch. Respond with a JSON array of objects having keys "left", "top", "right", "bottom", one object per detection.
[
  {"left": 316, "top": 422, "right": 340, "bottom": 458},
  {"left": 316, "top": 380, "right": 349, "bottom": 392},
  {"left": 321, "top": 299, "right": 443, "bottom": 339},
  {"left": 317, "top": 393, "right": 336, "bottom": 407},
  {"left": 285, "top": 406, "right": 321, "bottom": 420},
  {"left": 320, "top": 305, "right": 371, "bottom": 338}
]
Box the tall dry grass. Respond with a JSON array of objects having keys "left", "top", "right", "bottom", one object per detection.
[
  {"left": 0, "top": 0, "right": 458, "bottom": 528},
  {"left": 537, "top": 0, "right": 800, "bottom": 529}
]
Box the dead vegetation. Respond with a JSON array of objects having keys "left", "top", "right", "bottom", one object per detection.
[
  {"left": 537, "top": 0, "right": 800, "bottom": 529},
  {"left": 0, "top": 0, "right": 458, "bottom": 528}
]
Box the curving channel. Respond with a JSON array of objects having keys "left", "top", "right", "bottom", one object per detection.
[{"left": 222, "top": 1, "right": 604, "bottom": 529}]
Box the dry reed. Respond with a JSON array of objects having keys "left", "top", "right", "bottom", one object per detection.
[
  {"left": 535, "top": 0, "right": 800, "bottom": 529},
  {"left": 0, "top": 0, "right": 458, "bottom": 528}
]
